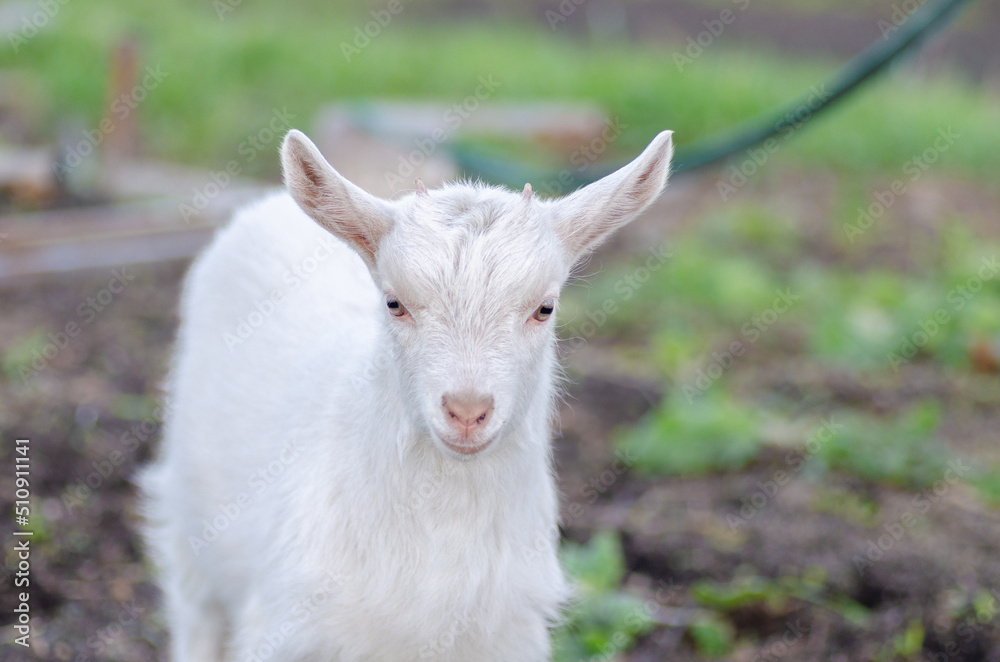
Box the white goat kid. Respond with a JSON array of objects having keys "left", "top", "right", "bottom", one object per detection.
[{"left": 140, "top": 128, "right": 673, "bottom": 661}]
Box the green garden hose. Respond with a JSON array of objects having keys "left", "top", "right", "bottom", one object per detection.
[{"left": 449, "top": 0, "right": 978, "bottom": 187}]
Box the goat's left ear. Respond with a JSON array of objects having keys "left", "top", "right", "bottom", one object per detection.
[{"left": 549, "top": 131, "right": 673, "bottom": 263}]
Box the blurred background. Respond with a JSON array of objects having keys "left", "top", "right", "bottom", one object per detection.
[{"left": 1, "top": 0, "right": 999, "bottom": 659}]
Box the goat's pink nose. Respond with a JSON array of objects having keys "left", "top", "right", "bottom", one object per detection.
[{"left": 442, "top": 392, "right": 494, "bottom": 435}]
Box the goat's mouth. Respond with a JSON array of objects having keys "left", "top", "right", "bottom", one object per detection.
[{"left": 440, "top": 435, "right": 494, "bottom": 456}]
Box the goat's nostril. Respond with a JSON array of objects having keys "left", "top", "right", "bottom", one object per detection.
[{"left": 442, "top": 391, "right": 494, "bottom": 433}]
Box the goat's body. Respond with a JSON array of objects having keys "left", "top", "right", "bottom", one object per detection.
[
  {"left": 141, "top": 127, "right": 674, "bottom": 661},
  {"left": 142, "top": 194, "right": 567, "bottom": 661}
]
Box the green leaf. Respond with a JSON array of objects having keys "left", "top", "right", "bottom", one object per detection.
[
  {"left": 618, "top": 390, "right": 763, "bottom": 476},
  {"left": 688, "top": 612, "right": 735, "bottom": 658}
]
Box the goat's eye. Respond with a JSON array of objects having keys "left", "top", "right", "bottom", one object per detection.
[
  {"left": 386, "top": 297, "right": 407, "bottom": 317},
  {"left": 533, "top": 299, "right": 555, "bottom": 322}
]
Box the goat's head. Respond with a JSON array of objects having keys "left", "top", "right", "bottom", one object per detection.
[{"left": 281, "top": 129, "right": 673, "bottom": 459}]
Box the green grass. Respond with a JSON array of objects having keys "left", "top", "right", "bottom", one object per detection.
[
  {"left": 618, "top": 388, "right": 766, "bottom": 476},
  {"left": 692, "top": 571, "right": 869, "bottom": 627},
  {"left": 570, "top": 196, "right": 1000, "bottom": 491},
  {"left": 564, "top": 203, "right": 1000, "bottom": 379},
  {"left": 817, "top": 403, "right": 951, "bottom": 489},
  {"left": 968, "top": 471, "right": 1000, "bottom": 505},
  {"left": 618, "top": 387, "right": 960, "bottom": 490},
  {"left": 2, "top": 0, "right": 998, "bottom": 182},
  {"left": 554, "top": 531, "right": 655, "bottom": 661}
]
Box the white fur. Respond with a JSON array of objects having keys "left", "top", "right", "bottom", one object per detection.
[{"left": 139, "top": 129, "right": 673, "bottom": 661}]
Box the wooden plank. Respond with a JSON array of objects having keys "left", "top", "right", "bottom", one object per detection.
[
  {"left": 0, "top": 188, "right": 268, "bottom": 281},
  {"left": 0, "top": 147, "right": 57, "bottom": 205}
]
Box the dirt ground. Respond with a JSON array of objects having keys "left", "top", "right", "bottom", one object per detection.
[{"left": 2, "top": 167, "right": 1000, "bottom": 661}]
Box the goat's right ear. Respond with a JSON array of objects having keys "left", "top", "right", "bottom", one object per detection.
[{"left": 281, "top": 129, "right": 395, "bottom": 269}]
